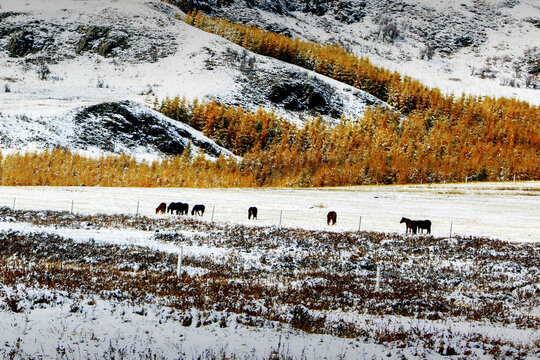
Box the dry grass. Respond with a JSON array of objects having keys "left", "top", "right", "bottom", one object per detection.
[{"left": 0, "top": 206, "right": 539, "bottom": 355}]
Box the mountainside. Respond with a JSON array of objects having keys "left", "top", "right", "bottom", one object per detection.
[
  {"left": 0, "top": 0, "right": 396, "bottom": 157},
  {"left": 0, "top": 0, "right": 537, "bottom": 182},
  {"left": 0, "top": 1, "right": 385, "bottom": 116},
  {"left": 169, "top": 0, "right": 540, "bottom": 103}
]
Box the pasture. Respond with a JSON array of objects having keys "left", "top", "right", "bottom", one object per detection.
[
  {"left": 0, "top": 182, "right": 538, "bottom": 359},
  {"left": 0, "top": 181, "right": 538, "bottom": 242}
]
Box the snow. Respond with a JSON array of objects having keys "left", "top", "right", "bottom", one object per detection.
[
  {"left": 0, "top": 0, "right": 382, "bottom": 128},
  {"left": 0, "top": 182, "right": 537, "bottom": 243},
  {"left": 266, "top": 0, "right": 540, "bottom": 105},
  {"left": 0, "top": 0, "right": 238, "bottom": 115},
  {"left": 0, "top": 182, "right": 538, "bottom": 358},
  {"left": 0, "top": 290, "right": 390, "bottom": 359}
]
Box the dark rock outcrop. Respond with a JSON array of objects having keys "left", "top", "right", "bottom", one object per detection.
[
  {"left": 73, "top": 101, "right": 231, "bottom": 158},
  {"left": 76, "top": 26, "right": 128, "bottom": 57},
  {"left": 7, "top": 30, "right": 37, "bottom": 57}
]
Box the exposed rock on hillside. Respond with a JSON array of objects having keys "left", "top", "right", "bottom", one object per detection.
[
  {"left": 76, "top": 26, "right": 129, "bottom": 57},
  {"left": 0, "top": 12, "right": 176, "bottom": 64},
  {"left": 7, "top": 30, "right": 38, "bottom": 57},
  {"left": 215, "top": 48, "right": 387, "bottom": 122},
  {"left": 0, "top": 101, "right": 234, "bottom": 159},
  {"left": 72, "top": 101, "right": 231, "bottom": 158}
]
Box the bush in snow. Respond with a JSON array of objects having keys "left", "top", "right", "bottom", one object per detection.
[
  {"left": 37, "top": 63, "right": 50, "bottom": 80},
  {"left": 376, "top": 16, "right": 401, "bottom": 43},
  {"left": 419, "top": 44, "right": 435, "bottom": 60}
]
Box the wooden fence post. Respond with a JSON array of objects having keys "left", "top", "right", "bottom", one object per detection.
[
  {"left": 375, "top": 264, "right": 381, "bottom": 291},
  {"left": 177, "top": 246, "right": 183, "bottom": 277}
]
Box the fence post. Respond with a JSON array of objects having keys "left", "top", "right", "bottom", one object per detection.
[
  {"left": 211, "top": 205, "right": 215, "bottom": 222},
  {"left": 278, "top": 210, "right": 283, "bottom": 229},
  {"left": 70, "top": 200, "right": 74, "bottom": 214},
  {"left": 176, "top": 246, "right": 183, "bottom": 277},
  {"left": 375, "top": 264, "right": 381, "bottom": 292},
  {"left": 449, "top": 221, "right": 453, "bottom": 239},
  {"left": 135, "top": 201, "right": 140, "bottom": 217},
  {"left": 358, "top": 216, "right": 362, "bottom": 232},
  {"left": 12, "top": 197, "right": 15, "bottom": 211}
]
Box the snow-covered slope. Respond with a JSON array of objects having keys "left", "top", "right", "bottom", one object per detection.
[
  {"left": 0, "top": 0, "right": 537, "bottom": 158},
  {"left": 0, "top": 0, "right": 385, "bottom": 121},
  {"left": 177, "top": 0, "right": 540, "bottom": 104},
  {"left": 0, "top": 100, "right": 234, "bottom": 160}
]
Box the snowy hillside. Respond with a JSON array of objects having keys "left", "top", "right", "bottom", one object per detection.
[
  {"left": 0, "top": 0, "right": 385, "bottom": 121},
  {"left": 179, "top": 0, "right": 540, "bottom": 104},
  {"left": 0, "top": 100, "right": 234, "bottom": 159},
  {"left": 1, "top": 0, "right": 537, "bottom": 158}
]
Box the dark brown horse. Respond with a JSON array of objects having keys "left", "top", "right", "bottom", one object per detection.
[
  {"left": 416, "top": 220, "right": 432, "bottom": 234},
  {"left": 168, "top": 202, "right": 189, "bottom": 215},
  {"left": 400, "top": 217, "right": 415, "bottom": 234},
  {"left": 156, "top": 202, "right": 167, "bottom": 214},
  {"left": 327, "top": 211, "right": 337, "bottom": 225},
  {"left": 192, "top": 204, "right": 205, "bottom": 216},
  {"left": 248, "top": 207, "right": 258, "bottom": 220},
  {"left": 400, "top": 217, "right": 431, "bottom": 234}
]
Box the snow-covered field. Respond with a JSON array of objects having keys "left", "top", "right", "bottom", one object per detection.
[
  {"left": 0, "top": 181, "right": 538, "bottom": 242},
  {"left": 0, "top": 182, "right": 539, "bottom": 359}
]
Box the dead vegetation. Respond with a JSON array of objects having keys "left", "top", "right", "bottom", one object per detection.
[{"left": 0, "top": 206, "right": 539, "bottom": 356}]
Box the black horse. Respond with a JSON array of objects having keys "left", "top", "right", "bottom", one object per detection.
[
  {"left": 248, "top": 207, "right": 258, "bottom": 220},
  {"left": 168, "top": 202, "right": 189, "bottom": 215},
  {"left": 416, "top": 220, "right": 431, "bottom": 234},
  {"left": 192, "top": 204, "right": 205, "bottom": 216},
  {"left": 327, "top": 211, "right": 337, "bottom": 225},
  {"left": 400, "top": 217, "right": 431, "bottom": 234}
]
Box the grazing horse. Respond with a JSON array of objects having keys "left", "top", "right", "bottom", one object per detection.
[
  {"left": 327, "top": 211, "right": 337, "bottom": 225},
  {"left": 248, "top": 207, "right": 258, "bottom": 220},
  {"left": 400, "top": 217, "right": 431, "bottom": 234},
  {"left": 168, "top": 202, "right": 189, "bottom": 215},
  {"left": 192, "top": 204, "right": 205, "bottom": 216},
  {"left": 156, "top": 202, "right": 167, "bottom": 214},
  {"left": 416, "top": 220, "right": 431, "bottom": 234}
]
